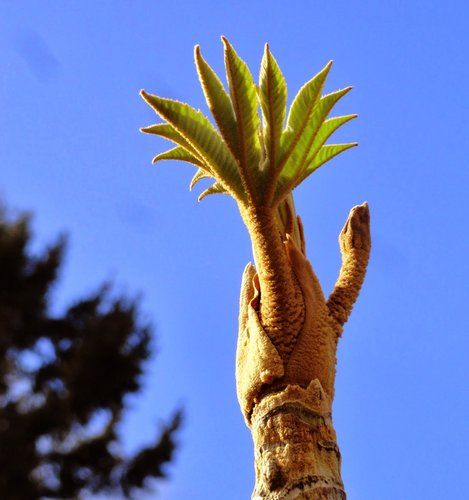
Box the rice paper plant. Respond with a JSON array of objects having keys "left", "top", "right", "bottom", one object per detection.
[{"left": 140, "top": 38, "right": 370, "bottom": 499}]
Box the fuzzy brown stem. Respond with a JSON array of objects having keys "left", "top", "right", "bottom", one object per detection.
[
  {"left": 327, "top": 203, "right": 371, "bottom": 328},
  {"left": 240, "top": 205, "right": 305, "bottom": 360}
]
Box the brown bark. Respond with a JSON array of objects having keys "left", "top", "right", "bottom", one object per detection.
[{"left": 237, "top": 203, "right": 370, "bottom": 499}]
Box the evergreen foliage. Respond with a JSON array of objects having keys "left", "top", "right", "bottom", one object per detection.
[{"left": 0, "top": 207, "right": 181, "bottom": 499}]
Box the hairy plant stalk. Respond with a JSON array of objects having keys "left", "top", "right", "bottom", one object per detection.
[
  {"left": 240, "top": 204, "right": 305, "bottom": 360},
  {"left": 237, "top": 203, "right": 370, "bottom": 499}
]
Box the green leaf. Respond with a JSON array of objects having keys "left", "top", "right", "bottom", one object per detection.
[
  {"left": 295, "top": 143, "right": 358, "bottom": 188},
  {"left": 275, "top": 86, "right": 352, "bottom": 201},
  {"left": 304, "top": 114, "right": 357, "bottom": 166},
  {"left": 271, "top": 60, "right": 333, "bottom": 198},
  {"left": 141, "top": 124, "right": 199, "bottom": 157},
  {"left": 222, "top": 37, "right": 261, "bottom": 197},
  {"left": 259, "top": 44, "right": 287, "bottom": 187},
  {"left": 140, "top": 90, "right": 244, "bottom": 200},
  {"left": 197, "top": 181, "right": 227, "bottom": 201},
  {"left": 280, "top": 61, "right": 333, "bottom": 160},
  {"left": 194, "top": 45, "right": 239, "bottom": 156},
  {"left": 190, "top": 168, "right": 212, "bottom": 190},
  {"left": 152, "top": 146, "right": 204, "bottom": 168}
]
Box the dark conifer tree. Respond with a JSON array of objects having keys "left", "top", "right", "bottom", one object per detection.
[{"left": 0, "top": 207, "right": 181, "bottom": 499}]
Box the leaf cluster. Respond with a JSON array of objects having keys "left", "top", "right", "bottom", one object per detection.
[{"left": 141, "top": 37, "right": 356, "bottom": 208}]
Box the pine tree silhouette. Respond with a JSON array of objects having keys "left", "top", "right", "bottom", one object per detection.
[{"left": 0, "top": 207, "right": 182, "bottom": 499}]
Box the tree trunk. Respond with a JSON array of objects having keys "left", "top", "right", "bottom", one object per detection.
[
  {"left": 237, "top": 203, "right": 371, "bottom": 499},
  {"left": 250, "top": 381, "right": 345, "bottom": 499}
]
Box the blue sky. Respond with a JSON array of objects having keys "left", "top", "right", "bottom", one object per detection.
[{"left": 1, "top": 1, "right": 468, "bottom": 499}]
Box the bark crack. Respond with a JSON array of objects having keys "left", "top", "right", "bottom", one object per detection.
[{"left": 254, "top": 402, "right": 331, "bottom": 430}]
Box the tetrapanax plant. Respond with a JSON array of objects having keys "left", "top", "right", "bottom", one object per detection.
[{"left": 141, "top": 38, "right": 370, "bottom": 500}]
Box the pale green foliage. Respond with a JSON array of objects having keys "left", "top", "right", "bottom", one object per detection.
[
  {"left": 198, "top": 182, "right": 227, "bottom": 201},
  {"left": 152, "top": 146, "right": 203, "bottom": 167},
  {"left": 222, "top": 37, "right": 262, "bottom": 201},
  {"left": 140, "top": 92, "right": 243, "bottom": 199},
  {"left": 189, "top": 168, "right": 210, "bottom": 190},
  {"left": 259, "top": 44, "right": 287, "bottom": 196},
  {"left": 141, "top": 37, "right": 356, "bottom": 207},
  {"left": 141, "top": 124, "right": 198, "bottom": 156},
  {"left": 275, "top": 86, "right": 353, "bottom": 199},
  {"left": 194, "top": 45, "right": 239, "bottom": 156}
]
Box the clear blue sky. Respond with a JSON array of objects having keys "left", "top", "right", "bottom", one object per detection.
[{"left": 1, "top": 2, "right": 468, "bottom": 499}]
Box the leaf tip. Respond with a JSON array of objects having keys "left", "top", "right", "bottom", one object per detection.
[
  {"left": 221, "top": 35, "right": 232, "bottom": 51},
  {"left": 189, "top": 176, "right": 198, "bottom": 191},
  {"left": 140, "top": 89, "right": 155, "bottom": 106},
  {"left": 140, "top": 125, "right": 155, "bottom": 134},
  {"left": 317, "top": 60, "right": 333, "bottom": 80},
  {"left": 321, "top": 60, "right": 333, "bottom": 74},
  {"left": 263, "top": 43, "right": 273, "bottom": 64}
]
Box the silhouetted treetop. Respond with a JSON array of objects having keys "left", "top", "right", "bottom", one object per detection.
[{"left": 0, "top": 207, "right": 181, "bottom": 499}]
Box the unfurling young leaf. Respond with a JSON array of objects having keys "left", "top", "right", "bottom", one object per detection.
[
  {"left": 198, "top": 181, "right": 227, "bottom": 201},
  {"left": 141, "top": 123, "right": 198, "bottom": 155},
  {"left": 294, "top": 143, "right": 358, "bottom": 189},
  {"left": 222, "top": 37, "right": 262, "bottom": 200},
  {"left": 140, "top": 91, "right": 244, "bottom": 200},
  {"left": 259, "top": 43, "right": 287, "bottom": 197},
  {"left": 275, "top": 86, "right": 353, "bottom": 202},
  {"left": 190, "top": 168, "right": 212, "bottom": 190},
  {"left": 194, "top": 45, "right": 239, "bottom": 156},
  {"left": 274, "top": 62, "right": 333, "bottom": 192},
  {"left": 305, "top": 114, "right": 358, "bottom": 166},
  {"left": 152, "top": 146, "right": 204, "bottom": 167}
]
